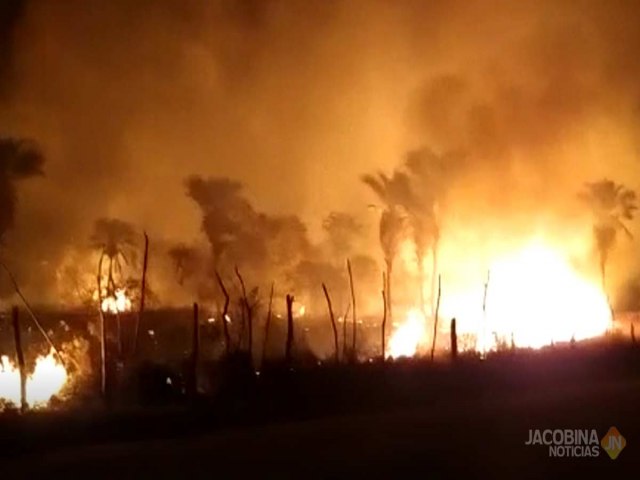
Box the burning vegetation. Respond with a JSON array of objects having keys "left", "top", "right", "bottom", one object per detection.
[{"left": 0, "top": 1, "right": 639, "bottom": 419}]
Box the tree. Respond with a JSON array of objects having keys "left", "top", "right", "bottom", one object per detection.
[
  {"left": 168, "top": 243, "right": 200, "bottom": 285},
  {"left": 90, "top": 218, "right": 137, "bottom": 298},
  {"left": 361, "top": 172, "right": 408, "bottom": 323},
  {"left": 579, "top": 179, "right": 637, "bottom": 289},
  {"left": 186, "top": 176, "right": 256, "bottom": 272},
  {"left": 322, "top": 212, "right": 362, "bottom": 259},
  {"left": 0, "top": 137, "right": 44, "bottom": 243}
]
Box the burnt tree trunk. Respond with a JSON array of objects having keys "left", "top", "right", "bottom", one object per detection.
[
  {"left": 450, "top": 317, "right": 458, "bottom": 360},
  {"left": 285, "top": 294, "right": 294, "bottom": 365},
  {"left": 381, "top": 272, "right": 387, "bottom": 361},
  {"left": 430, "top": 275, "right": 442, "bottom": 362},
  {"left": 322, "top": 283, "right": 339, "bottom": 362},
  {"left": 347, "top": 259, "right": 357, "bottom": 361},
  {"left": 11, "top": 306, "right": 27, "bottom": 412},
  {"left": 97, "top": 253, "right": 108, "bottom": 399},
  {"left": 133, "top": 231, "right": 149, "bottom": 355},
  {"left": 215, "top": 271, "right": 231, "bottom": 355},
  {"left": 342, "top": 302, "right": 350, "bottom": 361},
  {"left": 261, "top": 282, "right": 275, "bottom": 368},
  {"left": 235, "top": 266, "right": 252, "bottom": 358},
  {"left": 189, "top": 302, "right": 200, "bottom": 399},
  {"left": 385, "top": 258, "right": 393, "bottom": 326}
]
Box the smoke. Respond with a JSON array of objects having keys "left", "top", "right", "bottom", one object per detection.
[{"left": 1, "top": 0, "right": 640, "bottom": 306}]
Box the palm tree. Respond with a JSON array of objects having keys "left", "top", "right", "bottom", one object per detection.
[
  {"left": 90, "top": 218, "right": 137, "bottom": 299},
  {"left": 579, "top": 179, "right": 638, "bottom": 290},
  {"left": 361, "top": 172, "right": 407, "bottom": 323},
  {"left": 0, "top": 137, "right": 44, "bottom": 242},
  {"left": 404, "top": 148, "right": 464, "bottom": 314}
]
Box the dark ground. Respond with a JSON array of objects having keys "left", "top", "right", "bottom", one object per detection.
[{"left": 1, "top": 342, "right": 639, "bottom": 478}]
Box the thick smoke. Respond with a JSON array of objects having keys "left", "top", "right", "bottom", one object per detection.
[{"left": 1, "top": 0, "right": 640, "bottom": 307}]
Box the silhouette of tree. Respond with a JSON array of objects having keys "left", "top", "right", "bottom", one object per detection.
[
  {"left": 403, "top": 147, "right": 463, "bottom": 312},
  {"left": 186, "top": 176, "right": 256, "bottom": 272},
  {"left": 90, "top": 218, "right": 137, "bottom": 297},
  {"left": 579, "top": 178, "right": 637, "bottom": 289},
  {"left": 322, "top": 212, "right": 362, "bottom": 260},
  {"left": 168, "top": 244, "right": 200, "bottom": 286},
  {"left": 0, "top": 137, "right": 44, "bottom": 242},
  {"left": 361, "top": 172, "right": 408, "bottom": 322}
]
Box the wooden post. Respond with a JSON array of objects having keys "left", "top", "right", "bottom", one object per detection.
[
  {"left": 215, "top": 271, "right": 231, "bottom": 355},
  {"left": 261, "top": 282, "right": 274, "bottom": 368},
  {"left": 11, "top": 307, "right": 27, "bottom": 412},
  {"left": 322, "top": 283, "right": 339, "bottom": 362},
  {"left": 430, "top": 275, "right": 442, "bottom": 362},
  {"left": 285, "top": 294, "right": 294, "bottom": 365},
  {"left": 347, "top": 259, "right": 357, "bottom": 361},
  {"left": 133, "top": 231, "right": 149, "bottom": 355},
  {"left": 381, "top": 272, "right": 387, "bottom": 361},
  {"left": 631, "top": 323, "right": 636, "bottom": 345},
  {"left": 190, "top": 302, "right": 200, "bottom": 399},
  {"left": 450, "top": 317, "right": 458, "bottom": 360}
]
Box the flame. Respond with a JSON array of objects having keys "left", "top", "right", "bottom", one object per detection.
[
  {"left": 389, "top": 241, "right": 612, "bottom": 357},
  {"left": 0, "top": 349, "right": 68, "bottom": 409},
  {"left": 101, "top": 288, "right": 132, "bottom": 314},
  {"left": 387, "top": 309, "right": 427, "bottom": 358}
]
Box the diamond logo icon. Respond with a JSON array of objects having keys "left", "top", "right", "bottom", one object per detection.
[{"left": 601, "top": 426, "right": 626, "bottom": 460}]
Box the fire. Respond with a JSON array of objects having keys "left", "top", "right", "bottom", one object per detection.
[
  {"left": 389, "top": 241, "right": 612, "bottom": 357},
  {"left": 101, "top": 288, "right": 132, "bottom": 314},
  {"left": 0, "top": 349, "right": 68, "bottom": 409},
  {"left": 387, "top": 309, "right": 427, "bottom": 358}
]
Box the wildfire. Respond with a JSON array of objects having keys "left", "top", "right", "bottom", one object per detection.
[
  {"left": 101, "top": 288, "right": 132, "bottom": 314},
  {"left": 388, "top": 241, "right": 612, "bottom": 357},
  {"left": 387, "top": 309, "right": 427, "bottom": 359},
  {"left": 0, "top": 349, "right": 68, "bottom": 409}
]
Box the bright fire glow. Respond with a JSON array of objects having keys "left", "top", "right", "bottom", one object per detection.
[
  {"left": 388, "top": 241, "right": 612, "bottom": 357},
  {"left": 101, "top": 288, "right": 132, "bottom": 314},
  {"left": 0, "top": 349, "right": 68, "bottom": 409},
  {"left": 387, "top": 309, "right": 427, "bottom": 358}
]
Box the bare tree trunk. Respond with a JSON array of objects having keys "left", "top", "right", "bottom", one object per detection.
[
  {"left": 215, "top": 271, "right": 231, "bottom": 355},
  {"left": 430, "top": 239, "right": 439, "bottom": 315},
  {"left": 96, "top": 253, "right": 108, "bottom": 399},
  {"left": 133, "top": 231, "right": 149, "bottom": 355},
  {"left": 347, "top": 259, "right": 357, "bottom": 361},
  {"left": 190, "top": 302, "right": 200, "bottom": 399},
  {"left": 11, "top": 306, "right": 27, "bottom": 412},
  {"left": 381, "top": 272, "right": 387, "bottom": 362},
  {"left": 385, "top": 258, "right": 393, "bottom": 325},
  {"left": 261, "top": 282, "right": 274, "bottom": 368},
  {"left": 430, "top": 275, "right": 442, "bottom": 362},
  {"left": 285, "top": 294, "right": 294, "bottom": 365},
  {"left": 342, "top": 301, "right": 350, "bottom": 361},
  {"left": 482, "top": 270, "right": 490, "bottom": 354},
  {"left": 235, "top": 266, "right": 252, "bottom": 358},
  {"left": 322, "top": 283, "right": 339, "bottom": 362},
  {"left": 450, "top": 317, "right": 457, "bottom": 360}
]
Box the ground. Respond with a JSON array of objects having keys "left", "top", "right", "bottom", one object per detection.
[{"left": 2, "top": 366, "right": 638, "bottom": 479}]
